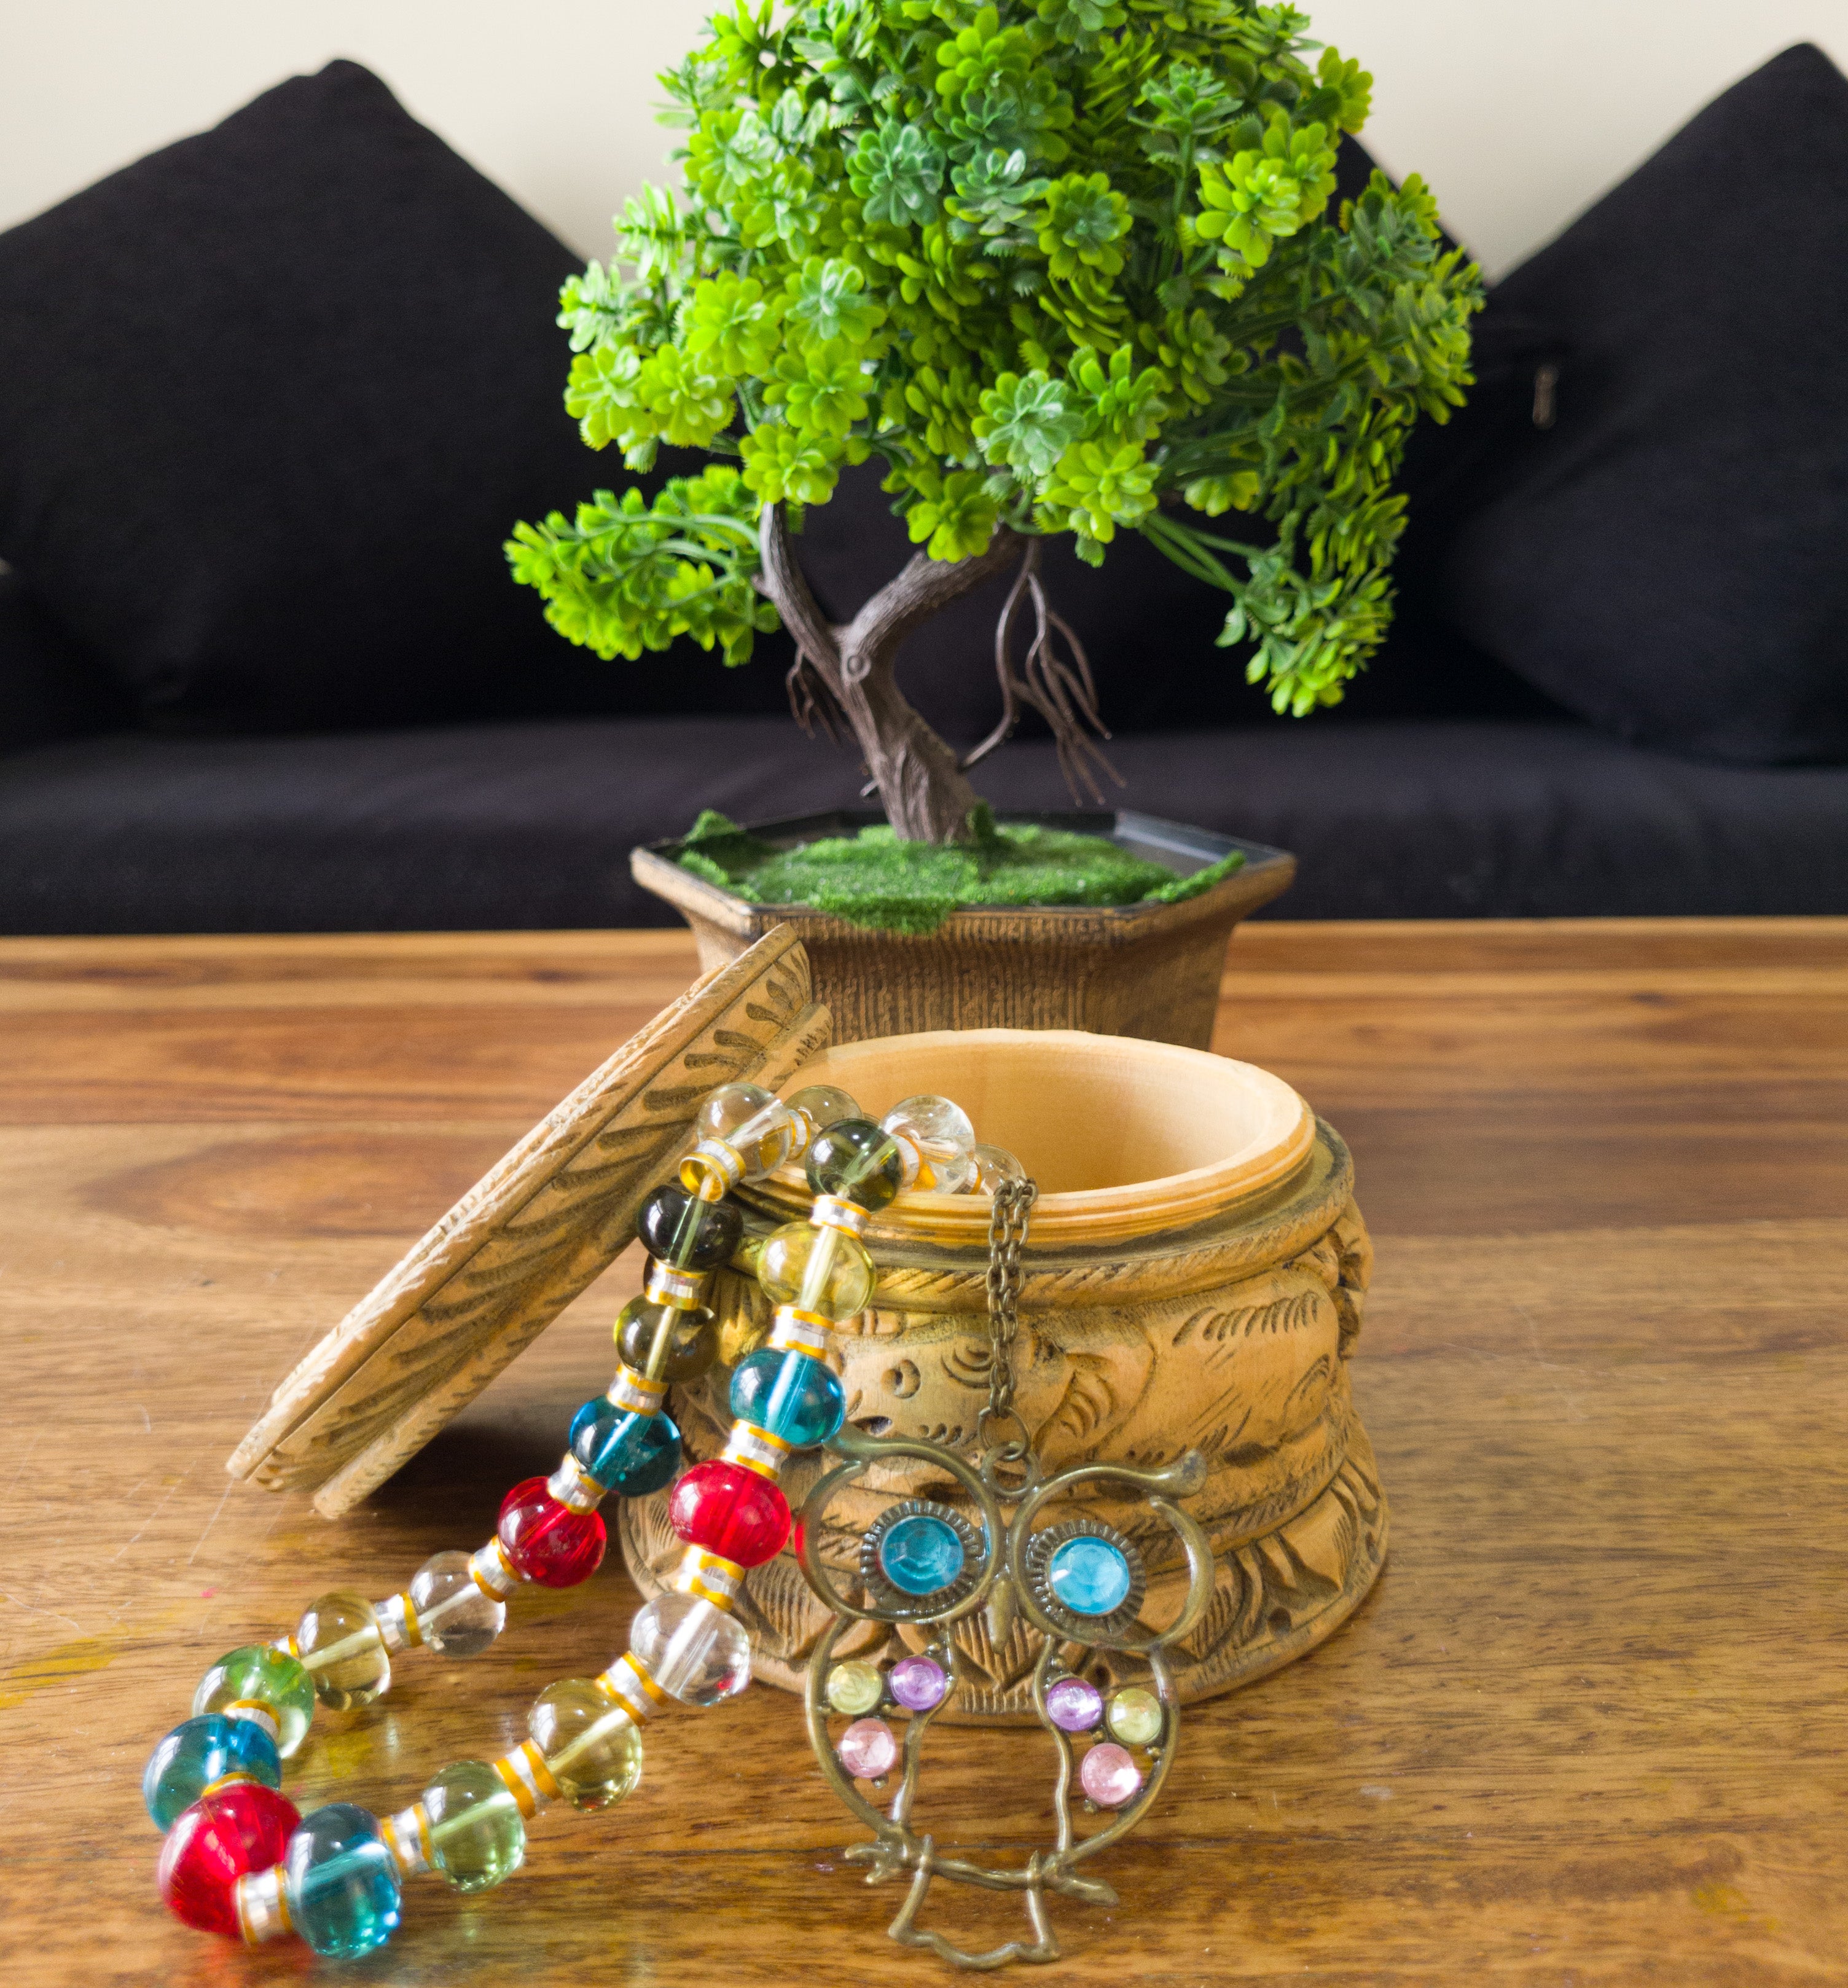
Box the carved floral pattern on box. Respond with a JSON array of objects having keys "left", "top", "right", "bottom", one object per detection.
[{"left": 619, "top": 1123, "right": 1384, "bottom": 1721}]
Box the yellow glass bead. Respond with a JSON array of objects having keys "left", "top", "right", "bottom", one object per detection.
[
  {"left": 826, "top": 1660, "right": 885, "bottom": 1716},
  {"left": 758, "top": 1222, "right": 875, "bottom": 1322},
  {"left": 296, "top": 1592, "right": 391, "bottom": 1710},
  {"left": 528, "top": 1679, "right": 643, "bottom": 1811},
  {"left": 1105, "top": 1686, "right": 1163, "bottom": 1747}
]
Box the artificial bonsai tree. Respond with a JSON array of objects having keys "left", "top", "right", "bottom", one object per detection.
[{"left": 509, "top": 0, "right": 1479, "bottom": 848}]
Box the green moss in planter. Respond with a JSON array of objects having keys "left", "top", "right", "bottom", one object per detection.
[{"left": 676, "top": 808, "right": 1245, "bottom": 936}]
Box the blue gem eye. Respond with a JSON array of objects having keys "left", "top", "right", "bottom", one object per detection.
[
  {"left": 1047, "top": 1536, "right": 1133, "bottom": 1616},
  {"left": 878, "top": 1513, "right": 967, "bottom": 1595}
]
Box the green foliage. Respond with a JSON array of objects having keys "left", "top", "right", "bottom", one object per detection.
[
  {"left": 676, "top": 807, "right": 1245, "bottom": 933},
  {"left": 510, "top": 0, "right": 1481, "bottom": 717}
]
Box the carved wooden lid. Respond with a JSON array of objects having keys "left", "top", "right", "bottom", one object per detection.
[{"left": 227, "top": 925, "right": 829, "bottom": 1519}]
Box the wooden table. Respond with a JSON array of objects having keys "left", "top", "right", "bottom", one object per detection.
[{"left": 2, "top": 920, "right": 1844, "bottom": 1986}]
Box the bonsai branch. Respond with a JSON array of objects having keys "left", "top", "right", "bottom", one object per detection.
[
  {"left": 754, "top": 506, "right": 1121, "bottom": 843},
  {"left": 963, "top": 538, "right": 1121, "bottom": 806}
]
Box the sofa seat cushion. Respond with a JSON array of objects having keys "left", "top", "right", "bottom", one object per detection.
[{"left": 0, "top": 718, "right": 1841, "bottom": 933}]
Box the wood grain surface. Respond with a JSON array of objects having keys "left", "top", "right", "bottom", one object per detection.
[{"left": 1, "top": 917, "right": 1844, "bottom": 1986}]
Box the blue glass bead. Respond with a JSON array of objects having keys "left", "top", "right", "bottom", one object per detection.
[
  {"left": 879, "top": 1513, "right": 966, "bottom": 1596},
  {"left": 729, "top": 1348, "right": 846, "bottom": 1450},
  {"left": 143, "top": 1714, "right": 282, "bottom": 1832},
  {"left": 569, "top": 1398, "right": 681, "bottom": 1497},
  {"left": 1047, "top": 1536, "right": 1132, "bottom": 1616},
  {"left": 283, "top": 1803, "right": 402, "bottom": 1958}
]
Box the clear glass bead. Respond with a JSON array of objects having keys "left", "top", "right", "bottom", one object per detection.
[
  {"left": 192, "top": 1645, "right": 315, "bottom": 1758},
  {"left": 408, "top": 1551, "right": 505, "bottom": 1659},
  {"left": 421, "top": 1759, "right": 525, "bottom": 1892},
  {"left": 283, "top": 1802, "right": 401, "bottom": 1958},
  {"left": 628, "top": 1593, "right": 752, "bottom": 1708},
  {"left": 758, "top": 1221, "right": 875, "bottom": 1321},
  {"left": 296, "top": 1591, "right": 391, "bottom": 1710},
  {"left": 786, "top": 1084, "right": 861, "bottom": 1132},
  {"left": 615, "top": 1296, "right": 719, "bottom": 1381},
  {"left": 697, "top": 1081, "right": 797, "bottom": 1177},
  {"left": 973, "top": 1143, "right": 1027, "bottom": 1193},
  {"left": 528, "top": 1679, "right": 644, "bottom": 1810},
  {"left": 882, "top": 1094, "right": 977, "bottom": 1193}
]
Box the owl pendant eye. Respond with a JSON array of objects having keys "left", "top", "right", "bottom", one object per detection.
[{"left": 795, "top": 1428, "right": 1214, "bottom": 1968}]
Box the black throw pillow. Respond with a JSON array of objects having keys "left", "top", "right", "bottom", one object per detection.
[
  {"left": 0, "top": 571, "right": 131, "bottom": 755},
  {"left": 0, "top": 59, "right": 771, "bottom": 732},
  {"left": 1428, "top": 44, "right": 1848, "bottom": 765}
]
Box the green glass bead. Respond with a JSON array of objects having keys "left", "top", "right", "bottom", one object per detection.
[
  {"left": 805, "top": 1119, "right": 905, "bottom": 1210},
  {"left": 192, "top": 1644, "right": 316, "bottom": 1759},
  {"left": 1105, "top": 1686, "right": 1163, "bottom": 1747},
  {"left": 296, "top": 1591, "right": 391, "bottom": 1710},
  {"left": 528, "top": 1679, "right": 643, "bottom": 1811},
  {"left": 422, "top": 1759, "right": 525, "bottom": 1893},
  {"left": 758, "top": 1221, "right": 875, "bottom": 1321},
  {"left": 826, "top": 1659, "right": 885, "bottom": 1716},
  {"left": 615, "top": 1296, "right": 718, "bottom": 1382}
]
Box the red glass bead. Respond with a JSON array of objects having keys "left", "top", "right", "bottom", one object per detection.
[
  {"left": 498, "top": 1476, "right": 606, "bottom": 1588},
  {"left": 668, "top": 1458, "right": 791, "bottom": 1567},
  {"left": 157, "top": 1783, "right": 300, "bottom": 1937}
]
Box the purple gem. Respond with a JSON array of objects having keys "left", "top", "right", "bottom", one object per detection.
[
  {"left": 1078, "top": 1741, "right": 1143, "bottom": 1809},
  {"left": 888, "top": 1655, "right": 949, "bottom": 1712},
  {"left": 1044, "top": 1676, "right": 1105, "bottom": 1733},
  {"left": 837, "top": 1717, "right": 899, "bottom": 1780}
]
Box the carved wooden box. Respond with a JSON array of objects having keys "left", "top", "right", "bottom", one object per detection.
[{"left": 619, "top": 1028, "right": 1385, "bottom": 1723}]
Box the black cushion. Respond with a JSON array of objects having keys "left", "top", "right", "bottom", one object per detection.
[
  {"left": 0, "top": 60, "right": 789, "bottom": 734},
  {"left": 1427, "top": 44, "right": 1848, "bottom": 765},
  {"left": 0, "top": 570, "right": 130, "bottom": 754},
  {"left": 1, "top": 714, "right": 1842, "bottom": 933}
]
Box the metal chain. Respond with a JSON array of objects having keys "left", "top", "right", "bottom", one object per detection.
[{"left": 977, "top": 1175, "right": 1038, "bottom": 1468}]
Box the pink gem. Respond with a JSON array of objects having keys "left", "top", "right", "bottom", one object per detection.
[
  {"left": 837, "top": 1717, "right": 899, "bottom": 1780},
  {"left": 1078, "top": 1742, "right": 1142, "bottom": 1809},
  {"left": 1044, "top": 1676, "right": 1104, "bottom": 1732},
  {"left": 888, "top": 1656, "right": 949, "bottom": 1713}
]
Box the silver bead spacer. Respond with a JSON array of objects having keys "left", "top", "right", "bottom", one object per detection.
[
  {"left": 721, "top": 1421, "right": 791, "bottom": 1479},
  {"left": 768, "top": 1305, "right": 832, "bottom": 1357},
  {"left": 546, "top": 1451, "right": 606, "bottom": 1513},
  {"left": 671, "top": 1544, "right": 744, "bottom": 1613},
  {"left": 809, "top": 1194, "right": 869, "bottom": 1239},
  {"left": 375, "top": 1592, "right": 418, "bottom": 1654},
  {"left": 469, "top": 1538, "right": 522, "bottom": 1601},
  {"left": 607, "top": 1364, "right": 667, "bottom": 1416},
  {"left": 383, "top": 1804, "right": 432, "bottom": 1878},
  {"left": 885, "top": 1130, "right": 923, "bottom": 1191},
  {"left": 233, "top": 1865, "right": 292, "bottom": 1946},
  {"left": 644, "top": 1260, "right": 708, "bottom": 1310},
  {"left": 786, "top": 1105, "right": 818, "bottom": 1162},
  {"left": 597, "top": 1655, "right": 660, "bottom": 1724}
]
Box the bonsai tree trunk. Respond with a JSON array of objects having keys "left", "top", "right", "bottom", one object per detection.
[{"left": 756, "top": 503, "right": 1022, "bottom": 845}]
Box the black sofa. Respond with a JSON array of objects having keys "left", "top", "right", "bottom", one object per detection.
[{"left": 3, "top": 55, "right": 1845, "bottom": 934}]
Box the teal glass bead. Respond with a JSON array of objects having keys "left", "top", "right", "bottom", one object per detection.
[
  {"left": 1047, "top": 1536, "right": 1132, "bottom": 1616},
  {"left": 569, "top": 1397, "right": 681, "bottom": 1496},
  {"left": 192, "top": 1644, "right": 316, "bottom": 1759},
  {"left": 879, "top": 1513, "right": 966, "bottom": 1596},
  {"left": 284, "top": 1803, "right": 402, "bottom": 1958},
  {"left": 729, "top": 1348, "right": 845, "bottom": 1449},
  {"left": 422, "top": 1759, "right": 525, "bottom": 1893},
  {"left": 143, "top": 1714, "right": 282, "bottom": 1831}
]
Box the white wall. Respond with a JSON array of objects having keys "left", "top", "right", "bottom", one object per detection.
[{"left": 4, "top": 1, "right": 1848, "bottom": 276}]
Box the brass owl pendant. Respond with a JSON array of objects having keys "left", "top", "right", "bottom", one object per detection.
[{"left": 794, "top": 1427, "right": 1214, "bottom": 1970}]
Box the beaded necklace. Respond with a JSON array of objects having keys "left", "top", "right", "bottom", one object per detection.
[{"left": 144, "top": 1081, "right": 1028, "bottom": 1958}]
